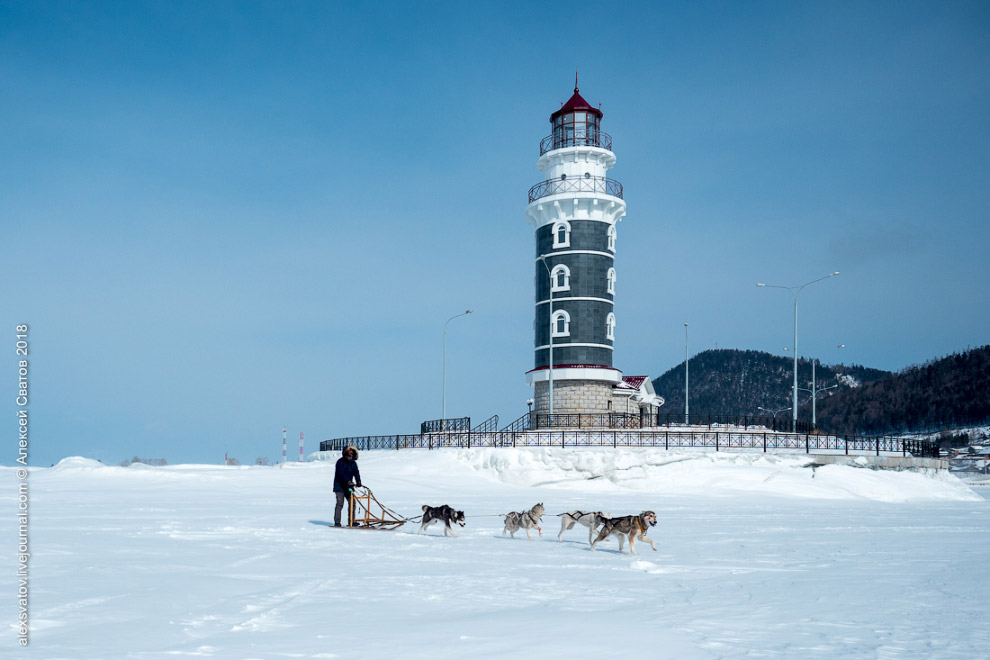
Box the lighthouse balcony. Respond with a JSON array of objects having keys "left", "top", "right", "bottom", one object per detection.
[
  {"left": 540, "top": 131, "right": 612, "bottom": 155},
  {"left": 528, "top": 175, "right": 623, "bottom": 204}
]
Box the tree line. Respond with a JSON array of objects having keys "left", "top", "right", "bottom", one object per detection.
[{"left": 651, "top": 346, "right": 989, "bottom": 435}]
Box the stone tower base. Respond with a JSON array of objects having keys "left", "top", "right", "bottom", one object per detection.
[{"left": 533, "top": 379, "right": 613, "bottom": 415}]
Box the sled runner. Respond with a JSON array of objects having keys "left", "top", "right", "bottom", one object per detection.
[{"left": 347, "top": 487, "right": 406, "bottom": 530}]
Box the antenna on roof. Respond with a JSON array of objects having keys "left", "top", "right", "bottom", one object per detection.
[{"left": 575, "top": 69, "right": 579, "bottom": 93}]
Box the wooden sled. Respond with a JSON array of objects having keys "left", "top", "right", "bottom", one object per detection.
[{"left": 348, "top": 487, "right": 406, "bottom": 530}]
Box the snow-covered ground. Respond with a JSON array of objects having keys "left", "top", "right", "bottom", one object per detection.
[{"left": 3, "top": 449, "right": 988, "bottom": 659}]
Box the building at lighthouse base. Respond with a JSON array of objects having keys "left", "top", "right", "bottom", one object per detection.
[{"left": 528, "top": 366, "right": 664, "bottom": 426}]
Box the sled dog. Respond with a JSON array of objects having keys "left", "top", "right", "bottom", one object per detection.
[
  {"left": 418, "top": 504, "right": 466, "bottom": 537},
  {"left": 502, "top": 503, "right": 545, "bottom": 539},
  {"left": 556, "top": 510, "right": 611, "bottom": 545},
  {"left": 590, "top": 511, "right": 658, "bottom": 555}
]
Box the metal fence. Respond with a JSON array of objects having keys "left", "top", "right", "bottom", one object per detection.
[
  {"left": 531, "top": 412, "right": 640, "bottom": 429},
  {"left": 655, "top": 412, "right": 814, "bottom": 434},
  {"left": 320, "top": 430, "right": 938, "bottom": 458},
  {"left": 498, "top": 411, "right": 812, "bottom": 433},
  {"left": 420, "top": 417, "right": 470, "bottom": 433}
]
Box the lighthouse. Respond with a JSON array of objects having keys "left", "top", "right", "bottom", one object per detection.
[{"left": 525, "top": 82, "right": 626, "bottom": 418}]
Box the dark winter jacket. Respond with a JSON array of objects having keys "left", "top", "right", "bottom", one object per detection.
[{"left": 333, "top": 457, "right": 361, "bottom": 493}]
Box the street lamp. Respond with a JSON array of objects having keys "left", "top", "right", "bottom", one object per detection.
[
  {"left": 785, "top": 343, "right": 845, "bottom": 430},
  {"left": 757, "top": 272, "right": 839, "bottom": 432},
  {"left": 757, "top": 405, "right": 791, "bottom": 432},
  {"left": 538, "top": 255, "right": 554, "bottom": 422},
  {"left": 442, "top": 309, "right": 472, "bottom": 428},
  {"left": 684, "top": 323, "right": 689, "bottom": 425}
]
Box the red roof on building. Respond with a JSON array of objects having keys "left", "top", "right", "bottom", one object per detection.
[
  {"left": 619, "top": 376, "right": 649, "bottom": 390},
  {"left": 551, "top": 87, "right": 604, "bottom": 121}
]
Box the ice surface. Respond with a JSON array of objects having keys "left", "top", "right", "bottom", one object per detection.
[{"left": 2, "top": 448, "right": 987, "bottom": 659}]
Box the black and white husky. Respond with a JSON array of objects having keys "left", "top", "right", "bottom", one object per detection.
[
  {"left": 556, "top": 510, "right": 611, "bottom": 545},
  {"left": 502, "top": 503, "right": 544, "bottom": 539},
  {"left": 418, "top": 504, "right": 466, "bottom": 537}
]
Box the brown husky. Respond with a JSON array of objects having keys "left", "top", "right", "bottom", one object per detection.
[{"left": 590, "top": 511, "right": 658, "bottom": 555}]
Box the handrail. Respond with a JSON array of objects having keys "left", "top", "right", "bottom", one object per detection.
[
  {"left": 472, "top": 414, "right": 500, "bottom": 433},
  {"left": 499, "top": 412, "right": 533, "bottom": 432},
  {"left": 528, "top": 176, "right": 623, "bottom": 203},
  {"left": 540, "top": 132, "right": 612, "bottom": 156}
]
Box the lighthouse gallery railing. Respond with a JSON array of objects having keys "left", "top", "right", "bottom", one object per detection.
[
  {"left": 540, "top": 131, "right": 612, "bottom": 156},
  {"left": 528, "top": 175, "right": 624, "bottom": 203}
]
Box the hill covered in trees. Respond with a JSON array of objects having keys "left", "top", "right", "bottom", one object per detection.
[
  {"left": 651, "top": 347, "right": 990, "bottom": 434},
  {"left": 814, "top": 346, "right": 990, "bottom": 434},
  {"left": 652, "top": 349, "right": 889, "bottom": 420}
]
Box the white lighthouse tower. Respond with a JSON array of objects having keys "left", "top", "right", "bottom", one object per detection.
[{"left": 525, "top": 81, "right": 626, "bottom": 420}]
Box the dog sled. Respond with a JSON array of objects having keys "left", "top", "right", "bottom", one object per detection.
[{"left": 345, "top": 487, "right": 407, "bottom": 530}]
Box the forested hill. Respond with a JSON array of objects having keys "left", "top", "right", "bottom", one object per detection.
[
  {"left": 651, "top": 349, "right": 889, "bottom": 420},
  {"left": 814, "top": 345, "right": 990, "bottom": 434},
  {"left": 651, "top": 346, "right": 990, "bottom": 435}
]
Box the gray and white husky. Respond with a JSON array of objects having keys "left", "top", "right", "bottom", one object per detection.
[
  {"left": 502, "top": 503, "right": 544, "bottom": 539},
  {"left": 556, "top": 510, "right": 611, "bottom": 545}
]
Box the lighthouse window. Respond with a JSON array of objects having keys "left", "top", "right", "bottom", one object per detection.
[
  {"left": 607, "top": 225, "right": 616, "bottom": 252},
  {"left": 552, "top": 221, "right": 571, "bottom": 248},
  {"left": 551, "top": 265, "right": 570, "bottom": 292},
  {"left": 606, "top": 313, "right": 616, "bottom": 340},
  {"left": 588, "top": 116, "right": 599, "bottom": 143},
  {"left": 574, "top": 113, "right": 586, "bottom": 139},
  {"left": 607, "top": 267, "right": 616, "bottom": 294},
  {"left": 551, "top": 310, "right": 571, "bottom": 338}
]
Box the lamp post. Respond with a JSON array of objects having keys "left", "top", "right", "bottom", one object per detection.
[
  {"left": 684, "top": 323, "right": 689, "bottom": 425},
  {"left": 757, "top": 406, "right": 791, "bottom": 432},
  {"left": 785, "top": 343, "right": 845, "bottom": 430},
  {"left": 757, "top": 272, "right": 839, "bottom": 432},
  {"left": 442, "top": 309, "right": 472, "bottom": 429},
  {"left": 813, "top": 343, "right": 845, "bottom": 430},
  {"left": 538, "top": 255, "right": 554, "bottom": 423}
]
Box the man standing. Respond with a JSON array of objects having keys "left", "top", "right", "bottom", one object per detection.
[{"left": 333, "top": 445, "right": 362, "bottom": 527}]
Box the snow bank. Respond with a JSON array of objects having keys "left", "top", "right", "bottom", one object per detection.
[
  {"left": 36, "top": 448, "right": 979, "bottom": 502},
  {"left": 444, "top": 448, "right": 979, "bottom": 502},
  {"left": 48, "top": 456, "right": 107, "bottom": 471}
]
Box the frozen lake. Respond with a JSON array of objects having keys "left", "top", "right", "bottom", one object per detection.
[{"left": 3, "top": 449, "right": 988, "bottom": 659}]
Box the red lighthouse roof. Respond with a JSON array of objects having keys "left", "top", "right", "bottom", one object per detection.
[{"left": 550, "top": 85, "right": 603, "bottom": 122}]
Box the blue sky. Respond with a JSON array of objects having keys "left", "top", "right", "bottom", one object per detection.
[{"left": 2, "top": 1, "right": 988, "bottom": 465}]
